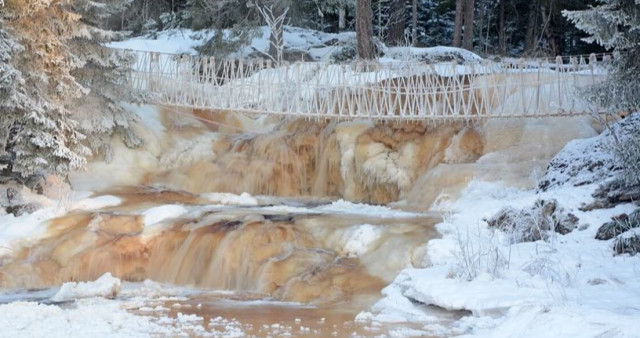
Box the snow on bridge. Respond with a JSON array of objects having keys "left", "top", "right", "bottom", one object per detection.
[{"left": 113, "top": 49, "right": 609, "bottom": 121}]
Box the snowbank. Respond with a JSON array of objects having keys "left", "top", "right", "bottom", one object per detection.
[
  {"left": 381, "top": 267, "right": 552, "bottom": 316},
  {"left": 383, "top": 46, "right": 482, "bottom": 63},
  {"left": 359, "top": 119, "right": 640, "bottom": 336},
  {"left": 51, "top": 273, "right": 121, "bottom": 302},
  {"left": 107, "top": 29, "right": 213, "bottom": 54},
  {"left": 540, "top": 114, "right": 640, "bottom": 190}
]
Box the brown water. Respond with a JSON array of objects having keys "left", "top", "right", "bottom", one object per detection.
[
  {"left": 0, "top": 187, "right": 439, "bottom": 335},
  {"left": 156, "top": 293, "right": 435, "bottom": 337}
]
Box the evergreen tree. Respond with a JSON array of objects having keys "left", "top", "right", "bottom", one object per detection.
[
  {"left": 564, "top": 0, "right": 640, "bottom": 112},
  {"left": 0, "top": 0, "right": 140, "bottom": 187},
  {"left": 69, "top": 0, "right": 143, "bottom": 161},
  {"left": 565, "top": 0, "right": 640, "bottom": 186},
  {"left": 1, "top": 1, "right": 89, "bottom": 184}
]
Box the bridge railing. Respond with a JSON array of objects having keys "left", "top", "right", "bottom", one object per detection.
[{"left": 110, "top": 48, "right": 609, "bottom": 120}]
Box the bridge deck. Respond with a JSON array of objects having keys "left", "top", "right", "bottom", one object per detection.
[{"left": 114, "top": 49, "right": 608, "bottom": 121}]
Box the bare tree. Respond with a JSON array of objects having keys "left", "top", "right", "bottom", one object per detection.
[
  {"left": 256, "top": 2, "right": 289, "bottom": 64},
  {"left": 388, "top": 0, "right": 405, "bottom": 46},
  {"left": 541, "top": 4, "right": 558, "bottom": 55},
  {"left": 498, "top": 0, "right": 505, "bottom": 54},
  {"left": 338, "top": 5, "right": 346, "bottom": 31},
  {"left": 356, "top": 0, "right": 374, "bottom": 59}
]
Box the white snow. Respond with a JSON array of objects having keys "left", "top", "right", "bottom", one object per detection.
[
  {"left": 0, "top": 299, "right": 173, "bottom": 337},
  {"left": 383, "top": 46, "right": 482, "bottom": 63},
  {"left": 0, "top": 279, "right": 240, "bottom": 337},
  {"left": 70, "top": 195, "right": 122, "bottom": 211},
  {"left": 0, "top": 207, "right": 60, "bottom": 263},
  {"left": 108, "top": 25, "right": 481, "bottom": 64},
  {"left": 108, "top": 29, "right": 213, "bottom": 54},
  {"left": 360, "top": 175, "right": 640, "bottom": 336},
  {"left": 51, "top": 273, "right": 121, "bottom": 302},
  {"left": 0, "top": 193, "right": 128, "bottom": 263},
  {"left": 142, "top": 204, "right": 188, "bottom": 227},
  {"left": 315, "top": 199, "right": 424, "bottom": 218},
  {"left": 202, "top": 192, "right": 259, "bottom": 206},
  {"left": 339, "top": 224, "right": 384, "bottom": 258}
]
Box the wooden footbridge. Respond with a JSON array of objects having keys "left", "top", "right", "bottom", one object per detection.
[{"left": 112, "top": 48, "right": 609, "bottom": 121}]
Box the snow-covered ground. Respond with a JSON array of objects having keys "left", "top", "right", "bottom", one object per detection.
[
  {"left": 0, "top": 277, "right": 244, "bottom": 337},
  {"left": 108, "top": 25, "right": 481, "bottom": 63},
  {"left": 357, "top": 117, "right": 640, "bottom": 337}
]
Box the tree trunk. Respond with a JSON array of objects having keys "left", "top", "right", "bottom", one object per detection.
[
  {"left": 463, "top": 0, "right": 475, "bottom": 51},
  {"left": 498, "top": 0, "right": 505, "bottom": 55},
  {"left": 388, "top": 0, "right": 406, "bottom": 46},
  {"left": 541, "top": 5, "right": 558, "bottom": 55},
  {"left": 412, "top": 0, "right": 418, "bottom": 46},
  {"left": 356, "top": 0, "right": 375, "bottom": 60},
  {"left": 377, "top": 1, "right": 382, "bottom": 39},
  {"left": 524, "top": 0, "right": 538, "bottom": 54},
  {"left": 338, "top": 6, "right": 346, "bottom": 31},
  {"left": 453, "top": 0, "right": 464, "bottom": 47}
]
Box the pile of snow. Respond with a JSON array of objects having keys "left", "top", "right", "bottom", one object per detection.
[
  {"left": 51, "top": 273, "right": 121, "bottom": 302},
  {"left": 202, "top": 192, "right": 259, "bottom": 206},
  {"left": 383, "top": 46, "right": 482, "bottom": 64},
  {"left": 142, "top": 204, "right": 188, "bottom": 227},
  {"left": 338, "top": 224, "right": 384, "bottom": 258}
]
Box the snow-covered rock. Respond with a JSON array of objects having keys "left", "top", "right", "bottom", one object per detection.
[
  {"left": 540, "top": 114, "right": 640, "bottom": 191},
  {"left": 142, "top": 204, "right": 188, "bottom": 227},
  {"left": 51, "top": 273, "right": 122, "bottom": 302},
  {"left": 338, "top": 224, "right": 383, "bottom": 258},
  {"left": 383, "top": 46, "right": 482, "bottom": 63}
]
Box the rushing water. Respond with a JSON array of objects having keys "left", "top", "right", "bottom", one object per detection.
[{"left": 0, "top": 186, "right": 441, "bottom": 335}]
